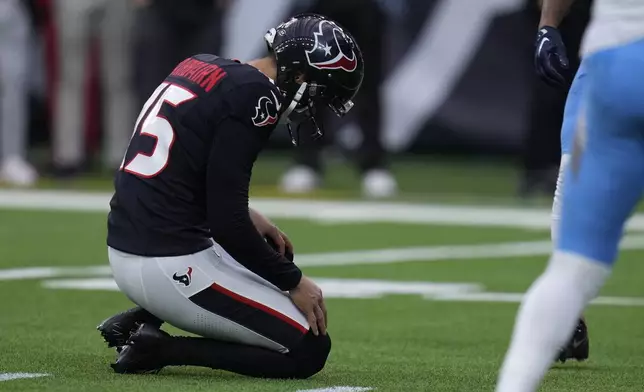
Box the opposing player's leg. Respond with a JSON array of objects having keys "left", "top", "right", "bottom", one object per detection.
[
  {"left": 497, "top": 40, "right": 644, "bottom": 392},
  {"left": 552, "top": 61, "right": 586, "bottom": 242},
  {"left": 550, "top": 153, "right": 590, "bottom": 362},
  {"left": 552, "top": 62, "right": 590, "bottom": 362},
  {"left": 107, "top": 245, "right": 330, "bottom": 379}
]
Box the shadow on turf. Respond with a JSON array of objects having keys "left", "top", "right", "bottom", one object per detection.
[
  {"left": 121, "top": 368, "right": 247, "bottom": 380},
  {"left": 126, "top": 367, "right": 334, "bottom": 383},
  {"left": 551, "top": 364, "right": 606, "bottom": 372}
]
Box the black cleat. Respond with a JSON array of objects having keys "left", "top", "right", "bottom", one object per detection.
[
  {"left": 111, "top": 323, "right": 169, "bottom": 374},
  {"left": 97, "top": 307, "right": 162, "bottom": 349},
  {"left": 558, "top": 318, "right": 589, "bottom": 363}
]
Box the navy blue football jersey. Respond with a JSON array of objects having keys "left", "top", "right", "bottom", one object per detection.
[{"left": 107, "top": 54, "right": 301, "bottom": 291}]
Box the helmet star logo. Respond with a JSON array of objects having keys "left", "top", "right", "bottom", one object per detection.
[
  {"left": 305, "top": 20, "right": 358, "bottom": 72},
  {"left": 322, "top": 43, "right": 332, "bottom": 56}
]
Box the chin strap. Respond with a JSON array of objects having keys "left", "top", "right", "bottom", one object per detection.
[
  {"left": 279, "top": 82, "right": 307, "bottom": 126},
  {"left": 279, "top": 82, "right": 307, "bottom": 146}
]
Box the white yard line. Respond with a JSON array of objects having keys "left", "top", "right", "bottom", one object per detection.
[
  {"left": 43, "top": 278, "right": 118, "bottom": 291},
  {"left": 297, "top": 233, "right": 644, "bottom": 266},
  {"left": 296, "top": 241, "right": 555, "bottom": 266},
  {"left": 40, "top": 277, "right": 644, "bottom": 307},
  {"left": 4, "top": 234, "right": 644, "bottom": 281},
  {"left": 0, "top": 189, "right": 109, "bottom": 212},
  {"left": 4, "top": 188, "right": 644, "bottom": 230},
  {"left": 42, "top": 278, "right": 483, "bottom": 297},
  {"left": 0, "top": 239, "right": 563, "bottom": 281},
  {"left": 0, "top": 373, "right": 49, "bottom": 382},
  {"left": 0, "top": 266, "right": 111, "bottom": 281},
  {"left": 432, "top": 292, "right": 644, "bottom": 307}
]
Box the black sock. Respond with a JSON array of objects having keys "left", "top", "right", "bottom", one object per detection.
[{"left": 160, "top": 331, "right": 331, "bottom": 379}]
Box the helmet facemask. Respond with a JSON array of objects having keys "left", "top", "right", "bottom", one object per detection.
[
  {"left": 276, "top": 73, "right": 358, "bottom": 146},
  {"left": 277, "top": 81, "right": 319, "bottom": 146},
  {"left": 275, "top": 69, "right": 329, "bottom": 146}
]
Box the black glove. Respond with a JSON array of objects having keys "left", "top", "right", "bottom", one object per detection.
[{"left": 534, "top": 26, "right": 570, "bottom": 87}]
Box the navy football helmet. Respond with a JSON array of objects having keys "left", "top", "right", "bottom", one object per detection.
[{"left": 265, "top": 13, "right": 364, "bottom": 144}]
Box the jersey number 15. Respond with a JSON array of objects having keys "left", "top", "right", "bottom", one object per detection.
[{"left": 120, "top": 82, "right": 196, "bottom": 178}]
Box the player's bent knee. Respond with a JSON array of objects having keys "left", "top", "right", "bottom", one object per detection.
[{"left": 288, "top": 332, "right": 332, "bottom": 379}]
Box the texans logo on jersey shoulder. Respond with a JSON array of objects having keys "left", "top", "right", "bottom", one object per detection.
[
  {"left": 251, "top": 90, "right": 282, "bottom": 127},
  {"left": 305, "top": 20, "right": 358, "bottom": 72},
  {"left": 172, "top": 267, "right": 193, "bottom": 287}
]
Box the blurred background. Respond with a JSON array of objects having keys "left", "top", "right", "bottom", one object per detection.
[
  {"left": 0, "top": 0, "right": 592, "bottom": 202},
  {"left": 11, "top": 3, "right": 644, "bottom": 391}
]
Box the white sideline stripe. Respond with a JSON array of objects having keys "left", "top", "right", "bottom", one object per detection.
[
  {"left": 43, "top": 278, "right": 117, "bottom": 291},
  {"left": 41, "top": 277, "right": 644, "bottom": 307},
  {"left": 0, "top": 266, "right": 111, "bottom": 281},
  {"left": 4, "top": 234, "right": 644, "bottom": 281},
  {"left": 4, "top": 188, "right": 644, "bottom": 230},
  {"left": 296, "top": 387, "right": 373, "bottom": 392},
  {"left": 0, "top": 373, "right": 49, "bottom": 382},
  {"left": 432, "top": 292, "right": 644, "bottom": 307}
]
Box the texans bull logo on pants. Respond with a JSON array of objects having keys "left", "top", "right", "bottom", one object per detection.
[{"left": 172, "top": 267, "right": 193, "bottom": 286}]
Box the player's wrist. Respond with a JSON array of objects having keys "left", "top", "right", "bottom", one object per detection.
[
  {"left": 285, "top": 269, "right": 304, "bottom": 293},
  {"left": 538, "top": 20, "right": 559, "bottom": 29},
  {"left": 538, "top": 25, "right": 559, "bottom": 34}
]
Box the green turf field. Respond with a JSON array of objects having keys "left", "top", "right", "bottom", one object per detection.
[{"left": 2, "top": 188, "right": 644, "bottom": 391}]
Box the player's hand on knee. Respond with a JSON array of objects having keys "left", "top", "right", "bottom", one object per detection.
[{"left": 290, "top": 276, "right": 327, "bottom": 336}]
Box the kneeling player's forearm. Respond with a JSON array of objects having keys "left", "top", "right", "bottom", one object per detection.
[
  {"left": 206, "top": 118, "right": 303, "bottom": 291},
  {"left": 209, "top": 207, "right": 302, "bottom": 291}
]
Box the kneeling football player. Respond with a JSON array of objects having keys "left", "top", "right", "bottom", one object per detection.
[{"left": 98, "top": 13, "right": 363, "bottom": 378}]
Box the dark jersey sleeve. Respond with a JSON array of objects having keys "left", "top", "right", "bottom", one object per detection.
[{"left": 206, "top": 81, "right": 302, "bottom": 291}]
